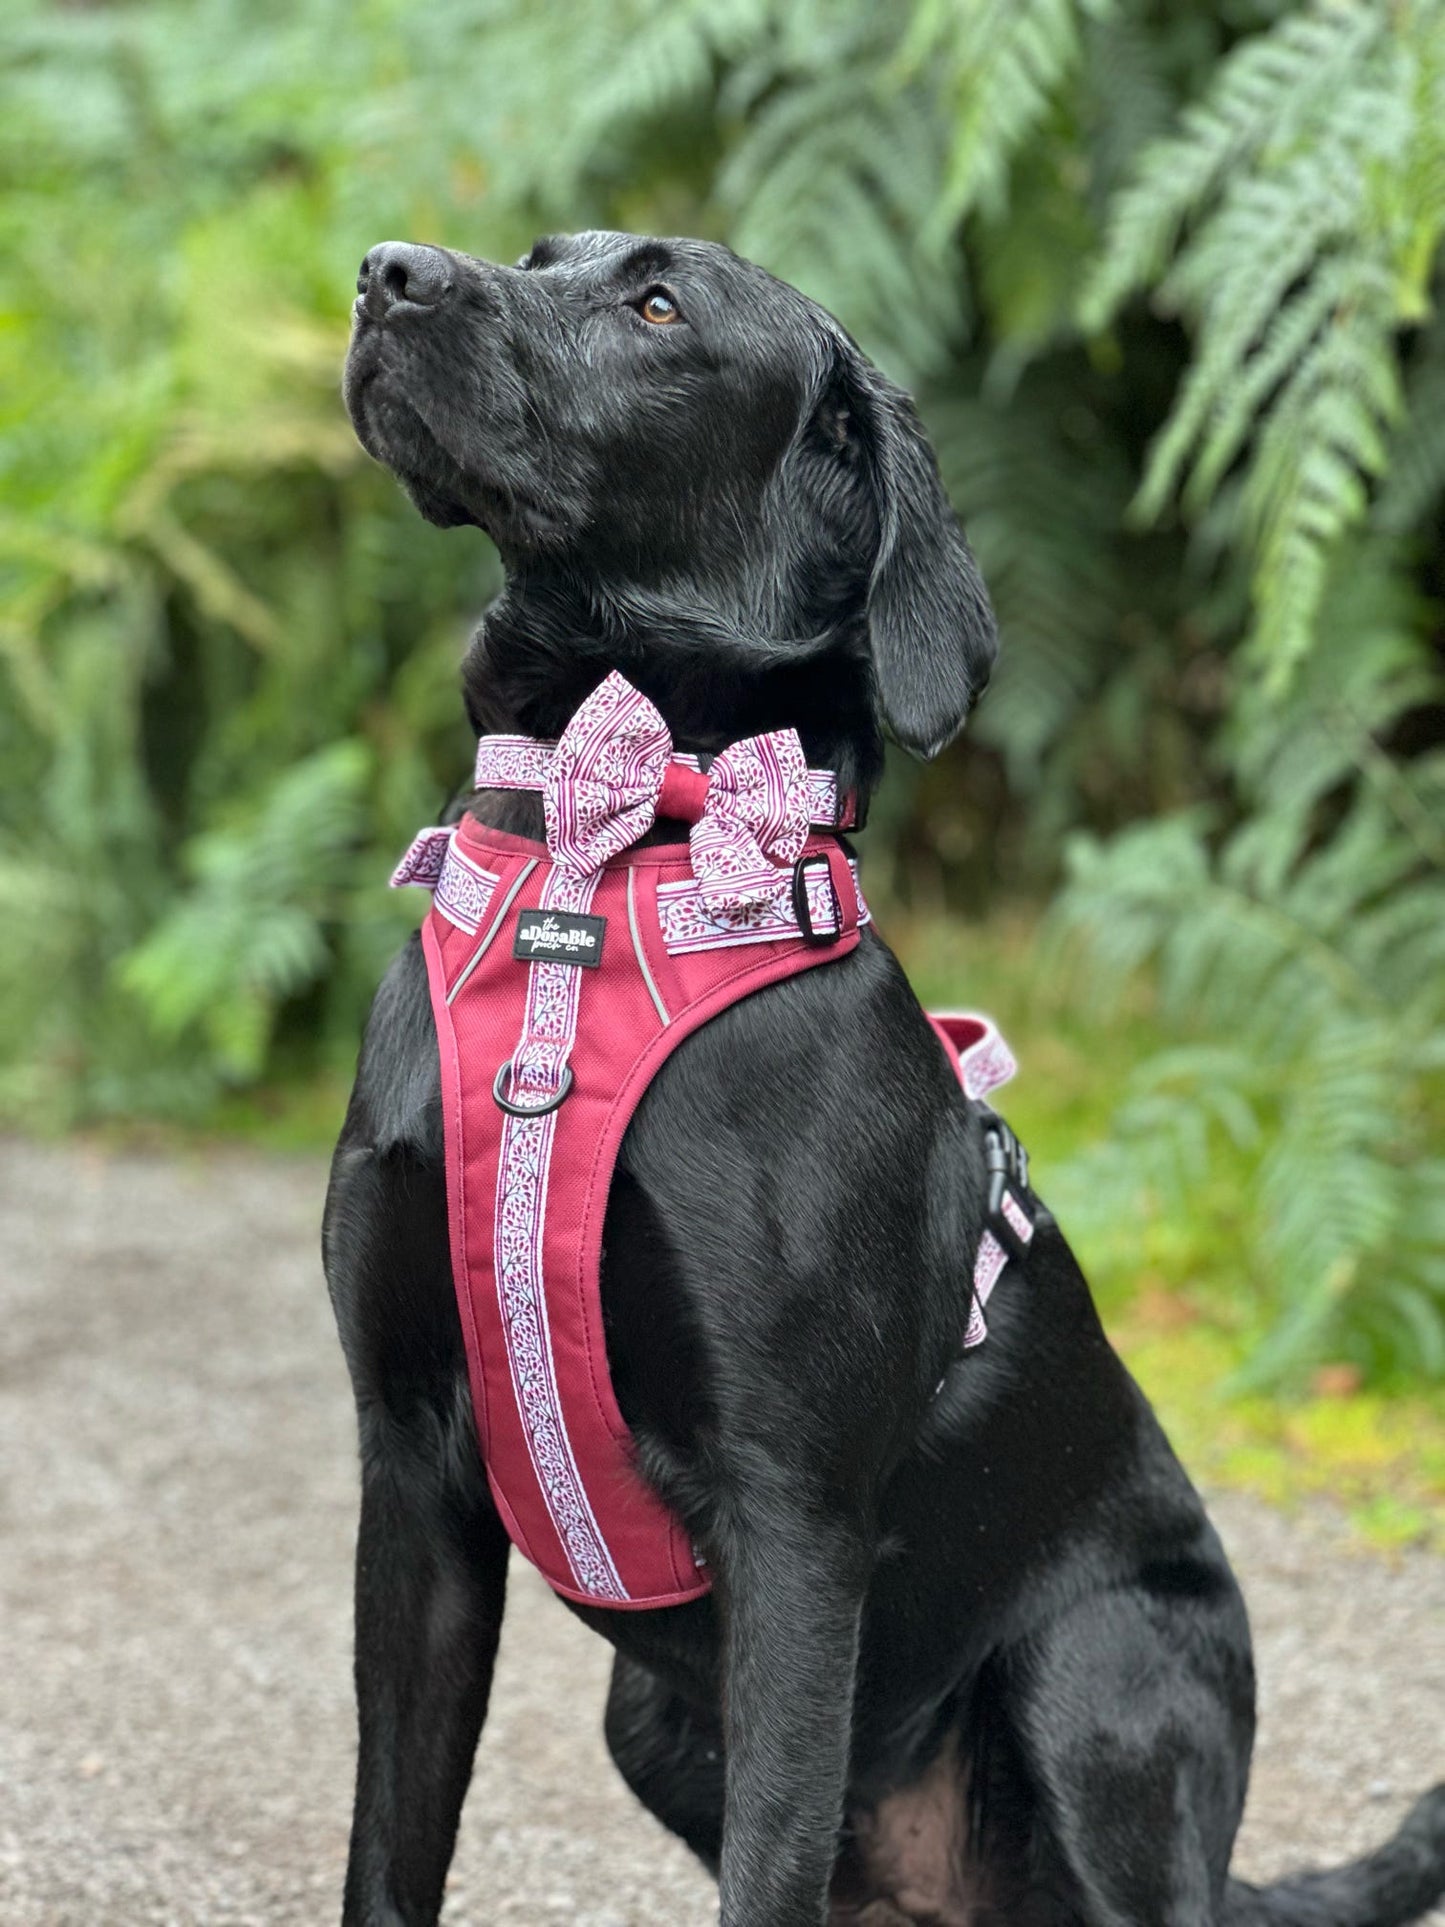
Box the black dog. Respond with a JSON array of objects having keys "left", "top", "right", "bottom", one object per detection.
[{"left": 328, "top": 230, "right": 1444, "bottom": 1927}]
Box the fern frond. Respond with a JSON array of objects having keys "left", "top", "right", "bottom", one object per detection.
[
  {"left": 926, "top": 375, "right": 1135, "bottom": 786},
  {"left": 904, "top": 0, "right": 1115, "bottom": 233},
  {"left": 1243, "top": 274, "right": 1404, "bottom": 681},
  {"left": 121, "top": 741, "right": 371, "bottom": 1077},
  {"left": 719, "top": 56, "right": 964, "bottom": 375},
  {"left": 1054, "top": 759, "right": 1445, "bottom": 1382},
  {"left": 1374, "top": 324, "right": 1445, "bottom": 534},
  {"left": 1081, "top": 0, "right": 1386, "bottom": 326},
  {"left": 1083, "top": 0, "right": 1445, "bottom": 686}
]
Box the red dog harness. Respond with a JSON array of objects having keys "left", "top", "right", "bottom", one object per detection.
[{"left": 394, "top": 672, "right": 1030, "bottom": 1610}]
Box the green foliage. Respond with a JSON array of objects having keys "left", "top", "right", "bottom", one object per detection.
[
  {"left": 1053, "top": 545, "right": 1445, "bottom": 1382},
  {"left": 1085, "top": 0, "right": 1445, "bottom": 682},
  {"left": 906, "top": 0, "right": 1116, "bottom": 234},
  {"left": 121, "top": 741, "right": 374, "bottom": 1079},
  {"left": 1, "top": 0, "right": 1442, "bottom": 1387}
]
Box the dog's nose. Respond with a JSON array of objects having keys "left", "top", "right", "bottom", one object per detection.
[{"left": 356, "top": 241, "right": 453, "bottom": 319}]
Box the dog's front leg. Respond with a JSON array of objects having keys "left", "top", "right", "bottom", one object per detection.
[
  {"left": 341, "top": 1394, "right": 510, "bottom": 1927},
  {"left": 715, "top": 1508, "right": 870, "bottom": 1927},
  {"left": 325, "top": 1113, "right": 510, "bottom": 1927}
]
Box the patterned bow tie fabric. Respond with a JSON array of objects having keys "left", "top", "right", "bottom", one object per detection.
[{"left": 543, "top": 672, "right": 809, "bottom": 910}]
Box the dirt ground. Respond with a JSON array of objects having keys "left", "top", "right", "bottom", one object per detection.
[{"left": 1, "top": 1138, "right": 1441, "bottom": 1925}]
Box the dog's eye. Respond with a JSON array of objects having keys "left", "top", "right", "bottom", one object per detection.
[{"left": 639, "top": 289, "right": 682, "bottom": 326}]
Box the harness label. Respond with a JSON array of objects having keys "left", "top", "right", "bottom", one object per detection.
[{"left": 513, "top": 909, "right": 607, "bottom": 968}]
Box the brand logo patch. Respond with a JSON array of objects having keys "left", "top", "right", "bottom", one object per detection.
[{"left": 513, "top": 910, "right": 607, "bottom": 968}]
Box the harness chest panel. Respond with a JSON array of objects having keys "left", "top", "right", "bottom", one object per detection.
[
  {"left": 415, "top": 818, "right": 866, "bottom": 1609},
  {"left": 392, "top": 671, "right": 1031, "bottom": 1612}
]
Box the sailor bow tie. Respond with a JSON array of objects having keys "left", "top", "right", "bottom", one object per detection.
[{"left": 534, "top": 672, "right": 813, "bottom": 906}]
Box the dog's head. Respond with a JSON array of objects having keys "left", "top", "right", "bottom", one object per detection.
[{"left": 344, "top": 230, "right": 994, "bottom": 771}]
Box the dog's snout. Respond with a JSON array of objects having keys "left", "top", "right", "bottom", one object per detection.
[{"left": 356, "top": 241, "right": 454, "bottom": 320}]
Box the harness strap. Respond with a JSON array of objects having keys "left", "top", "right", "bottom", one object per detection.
[
  {"left": 927, "top": 1012, "right": 1038, "bottom": 1352},
  {"left": 396, "top": 824, "right": 870, "bottom": 952}
]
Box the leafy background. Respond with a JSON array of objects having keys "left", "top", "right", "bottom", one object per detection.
[{"left": 3, "top": 0, "right": 1443, "bottom": 1529}]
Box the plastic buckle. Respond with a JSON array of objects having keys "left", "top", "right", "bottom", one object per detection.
[
  {"left": 982, "top": 1114, "right": 1034, "bottom": 1259},
  {"left": 791, "top": 852, "right": 842, "bottom": 946}
]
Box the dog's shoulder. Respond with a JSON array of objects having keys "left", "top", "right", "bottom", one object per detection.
[{"left": 337, "top": 932, "right": 443, "bottom": 1164}]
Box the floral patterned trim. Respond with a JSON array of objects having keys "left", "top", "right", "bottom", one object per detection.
[
  {"left": 492, "top": 862, "right": 629, "bottom": 1603},
  {"left": 962, "top": 1185, "right": 1035, "bottom": 1350},
  {"left": 965, "top": 1230, "right": 1008, "bottom": 1349},
  {"left": 958, "top": 1028, "right": 1017, "bottom": 1102},
  {"left": 390, "top": 824, "right": 453, "bottom": 890},
  {"left": 473, "top": 736, "right": 554, "bottom": 791},
  {"left": 999, "top": 1189, "right": 1035, "bottom": 1248},
  {"left": 391, "top": 828, "right": 500, "bottom": 938},
  {"left": 656, "top": 858, "right": 869, "bottom": 953},
  {"left": 434, "top": 843, "right": 500, "bottom": 937}
]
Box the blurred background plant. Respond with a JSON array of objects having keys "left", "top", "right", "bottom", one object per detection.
[{"left": 3, "top": 0, "right": 1443, "bottom": 1420}]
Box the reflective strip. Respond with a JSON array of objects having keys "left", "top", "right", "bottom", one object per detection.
[
  {"left": 627, "top": 867, "right": 670, "bottom": 1025},
  {"left": 446, "top": 859, "right": 539, "bottom": 1006}
]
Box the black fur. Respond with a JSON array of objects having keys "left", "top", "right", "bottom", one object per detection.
[{"left": 326, "top": 230, "right": 1445, "bottom": 1927}]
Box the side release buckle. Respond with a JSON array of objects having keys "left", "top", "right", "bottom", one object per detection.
[{"left": 979, "top": 1108, "right": 1035, "bottom": 1260}]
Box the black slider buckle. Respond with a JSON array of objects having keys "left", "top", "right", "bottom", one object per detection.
[{"left": 791, "top": 852, "right": 842, "bottom": 947}]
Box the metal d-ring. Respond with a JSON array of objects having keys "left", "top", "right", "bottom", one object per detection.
[{"left": 492, "top": 1058, "right": 574, "bottom": 1117}]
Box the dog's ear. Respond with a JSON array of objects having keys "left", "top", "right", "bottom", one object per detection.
[{"left": 832, "top": 350, "right": 997, "bottom": 758}]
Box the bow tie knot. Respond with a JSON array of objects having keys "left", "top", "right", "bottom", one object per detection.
[{"left": 543, "top": 672, "right": 811, "bottom": 908}]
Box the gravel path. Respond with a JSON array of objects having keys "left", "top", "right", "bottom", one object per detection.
[{"left": 1, "top": 1139, "right": 1441, "bottom": 1925}]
